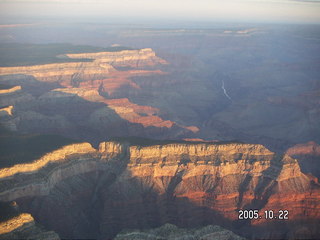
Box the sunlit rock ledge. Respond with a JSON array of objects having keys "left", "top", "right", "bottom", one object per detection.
[
  {"left": 0, "top": 140, "right": 305, "bottom": 202},
  {"left": 0, "top": 48, "right": 167, "bottom": 82},
  {"left": 0, "top": 213, "right": 60, "bottom": 240}
]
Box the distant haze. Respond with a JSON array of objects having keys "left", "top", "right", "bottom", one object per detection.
[{"left": 0, "top": 0, "right": 320, "bottom": 24}]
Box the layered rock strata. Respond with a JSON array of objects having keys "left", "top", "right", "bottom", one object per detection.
[
  {"left": 0, "top": 48, "right": 167, "bottom": 83},
  {"left": 286, "top": 141, "right": 320, "bottom": 179},
  {"left": 0, "top": 62, "right": 115, "bottom": 82},
  {"left": 0, "top": 85, "right": 33, "bottom": 108},
  {"left": 0, "top": 48, "right": 191, "bottom": 139},
  {"left": 60, "top": 48, "right": 168, "bottom": 67},
  {"left": 0, "top": 213, "right": 60, "bottom": 240},
  {"left": 0, "top": 141, "right": 319, "bottom": 239}
]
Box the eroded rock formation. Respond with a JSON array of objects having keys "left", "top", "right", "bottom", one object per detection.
[
  {"left": 286, "top": 141, "right": 320, "bottom": 179},
  {"left": 114, "top": 223, "right": 245, "bottom": 240},
  {"left": 59, "top": 48, "right": 168, "bottom": 68},
  {"left": 0, "top": 213, "right": 60, "bottom": 240},
  {"left": 0, "top": 141, "right": 319, "bottom": 239},
  {"left": 0, "top": 48, "right": 167, "bottom": 83},
  {"left": 0, "top": 48, "right": 199, "bottom": 141}
]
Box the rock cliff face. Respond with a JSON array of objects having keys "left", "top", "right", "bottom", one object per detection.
[
  {"left": 0, "top": 48, "right": 166, "bottom": 83},
  {"left": 0, "top": 85, "right": 33, "bottom": 108},
  {"left": 286, "top": 141, "right": 320, "bottom": 157},
  {"left": 286, "top": 141, "right": 320, "bottom": 179},
  {"left": 0, "top": 48, "right": 196, "bottom": 141},
  {"left": 0, "top": 141, "right": 319, "bottom": 239},
  {"left": 0, "top": 86, "right": 22, "bottom": 95},
  {"left": 0, "top": 106, "right": 13, "bottom": 116},
  {"left": 60, "top": 48, "right": 168, "bottom": 68},
  {"left": 0, "top": 213, "right": 60, "bottom": 240},
  {"left": 0, "top": 62, "right": 115, "bottom": 83}
]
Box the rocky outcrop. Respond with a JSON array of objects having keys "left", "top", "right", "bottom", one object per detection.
[
  {"left": 0, "top": 106, "right": 13, "bottom": 116},
  {"left": 0, "top": 143, "right": 99, "bottom": 201},
  {"left": 0, "top": 48, "right": 167, "bottom": 83},
  {"left": 0, "top": 86, "right": 21, "bottom": 95},
  {"left": 114, "top": 223, "right": 245, "bottom": 240},
  {"left": 286, "top": 141, "right": 320, "bottom": 157},
  {"left": 0, "top": 62, "right": 115, "bottom": 83},
  {"left": 0, "top": 213, "right": 60, "bottom": 240},
  {"left": 0, "top": 143, "right": 96, "bottom": 179},
  {"left": 74, "top": 69, "right": 165, "bottom": 95},
  {"left": 0, "top": 213, "right": 34, "bottom": 235},
  {"left": 286, "top": 141, "right": 320, "bottom": 179},
  {"left": 0, "top": 141, "right": 319, "bottom": 239},
  {"left": 0, "top": 85, "right": 33, "bottom": 108},
  {"left": 60, "top": 48, "right": 168, "bottom": 68},
  {"left": 0, "top": 85, "right": 34, "bottom": 131},
  {"left": 40, "top": 87, "right": 197, "bottom": 131},
  {"left": 0, "top": 48, "right": 198, "bottom": 142}
]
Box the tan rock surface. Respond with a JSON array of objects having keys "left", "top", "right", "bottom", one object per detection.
[
  {"left": 0, "top": 213, "right": 60, "bottom": 240},
  {"left": 61, "top": 48, "right": 168, "bottom": 67},
  {"left": 0, "top": 106, "right": 13, "bottom": 116},
  {"left": 0, "top": 86, "right": 21, "bottom": 95},
  {"left": 0, "top": 213, "right": 34, "bottom": 235},
  {"left": 0, "top": 141, "right": 319, "bottom": 239}
]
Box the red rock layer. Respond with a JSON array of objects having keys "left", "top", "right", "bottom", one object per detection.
[
  {"left": 286, "top": 141, "right": 320, "bottom": 157},
  {"left": 1, "top": 142, "right": 319, "bottom": 239}
]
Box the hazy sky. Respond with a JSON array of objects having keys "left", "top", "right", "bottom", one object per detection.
[{"left": 1, "top": 0, "right": 320, "bottom": 23}]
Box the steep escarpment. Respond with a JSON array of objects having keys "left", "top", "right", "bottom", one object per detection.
[
  {"left": 0, "top": 85, "right": 33, "bottom": 108},
  {"left": 0, "top": 48, "right": 166, "bottom": 83},
  {"left": 103, "top": 143, "right": 319, "bottom": 239},
  {"left": 0, "top": 200, "right": 60, "bottom": 240},
  {"left": 0, "top": 142, "right": 125, "bottom": 201},
  {"left": 0, "top": 141, "right": 319, "bottom": 239},
  {"left": 60, "top": 48, "right": 168, "bottom": 68},
  {"left": 0, "top": 47, "right": 197, "bottom": 141},
  {"left": 0, "top": 213, "right": 59, "bottom": 240},
  {"left": 0, "top": 85, "right": 34, "bottom": 131},
  {"left": 286, "top": 141, "right": 320, "bottom": 179},
  {"left": 0, "top": 62, "right": 115, "bottom": 83},
  {"left": 0, "top": 84, "right": 198, "bottom": 141}
]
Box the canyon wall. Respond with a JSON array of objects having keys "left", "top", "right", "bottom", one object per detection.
[
  {"left": 0, "top": 213, "right": 60, "bottom": 240},
  {"left": 0, "top": 141, "right": 319, "bottom": 239},
  {"left": 60, "top": 48, "right": 168, "bottom": 67},
  {"left": 0, "top": 62, "right": 115, "bottom": 83},
  {"left": 0, "top": 48, "right": 167, "bottom": 83},
  {"left": 0, "top": 48, "right": 191, "bottom": 140}
]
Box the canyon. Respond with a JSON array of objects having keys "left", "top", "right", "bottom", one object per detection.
[
  {"left": 0, "top": 25, "right": 319, "bottom": 240},
  {"left": 1, "top": 42, "right": 319, "bottom": 151},
  {"left": 0, "top": 47, "right": 199, "bottom": 143},
  {"left": 0, "top": 140, "right": 319, "bottom": 239}
]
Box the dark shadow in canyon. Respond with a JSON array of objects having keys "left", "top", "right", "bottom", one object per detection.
[
  {"left": 1, "top": 74, "right": 318, "bottom": 239},
  {"left": 233, "top": 155, "right": 284, "bottom": 237},
  {"left": 0, "top": 74, "right": 197, "bottom": 150},
  {"left": 246, "top": 156, "right": 282, "bottom": 210},
  {"left": 15, "top": 171, "right": 238, "bottom": 240},
  {"left": 11, "top": 157, "right": 319, "bottom": 240},
  {"left": 0, "top": 74, "right": 62, "bottom": 97}
]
